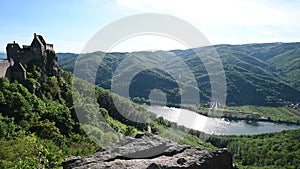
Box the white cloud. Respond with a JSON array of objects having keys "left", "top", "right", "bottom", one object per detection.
[
  {"left": 117, "top": 0, "right": 287, "bottom": 25},
  {"left": 111, "top": 35, "right": 187, "bottom": 52},
  {"left": 116, "top": 0, "right": 300, "bottom": 45}
]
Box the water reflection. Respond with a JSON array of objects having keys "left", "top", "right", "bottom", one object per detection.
[{"left": 146, "top": 106, "right": 300, "bottom": 135}]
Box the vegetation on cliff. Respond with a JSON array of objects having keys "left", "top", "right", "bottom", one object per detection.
[
  {"left": 0, "top": 64, "right": 214, "bottom": 168},
  {"left": 0, "top": 64, "right": 146, "bottom": 168}
]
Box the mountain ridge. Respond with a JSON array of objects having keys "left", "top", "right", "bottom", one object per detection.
[{"left": 57, "top": 42, "right": 300, "bottom": 106}]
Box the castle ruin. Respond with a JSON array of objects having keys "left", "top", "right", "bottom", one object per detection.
[{"left": 0, "top": 33, "right": 59, "bottom": 81}]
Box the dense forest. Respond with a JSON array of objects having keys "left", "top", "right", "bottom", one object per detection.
[
  {"left": 58, "top": 42, "right": 300, "bottom": 107},
  {"left": 0, "top": 64, "right": 144, "bottom": 168},
  {"left": 207, "top": 129, "right": 300, "bottom": 168}
]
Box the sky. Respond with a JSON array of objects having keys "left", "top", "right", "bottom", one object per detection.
[{"left": 1, "top": 0, "right": 300, "bottom": 53}]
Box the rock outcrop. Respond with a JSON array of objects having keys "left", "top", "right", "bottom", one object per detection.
[{"left": 63, "top": 134, "right": 235, "bottom": 169}]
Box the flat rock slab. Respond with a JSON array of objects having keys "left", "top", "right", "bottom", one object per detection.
[{"left": 63, "top": 134, "right": 234, "bottom": 169}]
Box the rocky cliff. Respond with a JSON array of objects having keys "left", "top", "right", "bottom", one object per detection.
[{"left": 63, "top": 134, "right": 235, "bottom": 169}]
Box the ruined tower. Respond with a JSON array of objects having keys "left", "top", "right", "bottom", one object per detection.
[{"left": 0, "top": 33, "right": 59, "bottom": 81}]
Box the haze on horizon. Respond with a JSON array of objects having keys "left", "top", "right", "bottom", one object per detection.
[{"left": 1, "top": 0, "right": 300, "bottom": 53}]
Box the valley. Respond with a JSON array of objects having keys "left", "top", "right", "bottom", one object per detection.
[{"left": 58, "top": 42, "right": 300, "bottom": 124}]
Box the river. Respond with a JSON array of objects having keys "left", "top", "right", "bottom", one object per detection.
[{"left": 145, "top": 106, "right": 300, "bottom": 135}]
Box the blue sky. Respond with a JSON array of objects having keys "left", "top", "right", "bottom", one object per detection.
[{"left": 1, "top": 0, "right": 300, "bottom": 53}]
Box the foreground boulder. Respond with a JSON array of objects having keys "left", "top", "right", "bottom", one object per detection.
[{"left": 63, "top": 134, "right": 234, "bottom": 169}]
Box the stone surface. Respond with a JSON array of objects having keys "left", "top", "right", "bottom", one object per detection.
[
  {"left": 63, "top": 134, "right": 235, "bottom": 169},
  {"left": 0, "top": 60, "right": 10, "bottom": 78}
]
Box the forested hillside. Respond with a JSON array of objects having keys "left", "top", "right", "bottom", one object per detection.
[
  {"left": 58, "top": 42, "right": 300, "bottom": 106},
  {"left": 0, "top": 61, "right": 214, "bottom": 168},
  {"left": 0, "top": 64, "right": 145, "bottom": 168},
  {"left": 208, "top": 128, "right": 300, "bottom": 168}
]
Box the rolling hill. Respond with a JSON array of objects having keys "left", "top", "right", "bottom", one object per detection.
[{"left": 57, "top": 42, "right": 300, "bottom": 106}]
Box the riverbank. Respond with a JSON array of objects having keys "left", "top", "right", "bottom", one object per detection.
[
  {"left": 178, "top": 104, "right": 300, "bottom": 125},
  {"left": 222, "top": 106, "right": 300, "bottom": 125},
  {"left": 145, "top": 105, "right": 300, "bottom": 135}
]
